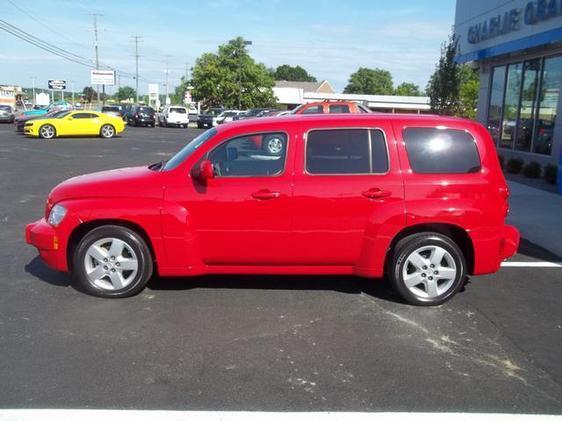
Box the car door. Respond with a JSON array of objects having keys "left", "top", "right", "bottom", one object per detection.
[
  {"left": 182, "top": 130, "right": 294, "bottom": 266},
  {"left": 64, "top": 112, "right": 97, "bottom": 135},
  {"left": 292, "top": 121, "right": 405, "bottom": 268}
]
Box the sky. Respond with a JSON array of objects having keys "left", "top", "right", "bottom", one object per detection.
[{"left": 0, "top": 0, "right": 456, "bottom": 95}]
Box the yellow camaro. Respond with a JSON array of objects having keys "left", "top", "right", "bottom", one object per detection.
[{"left": 24, "top": 110, "right": 126, "bottom": 139}]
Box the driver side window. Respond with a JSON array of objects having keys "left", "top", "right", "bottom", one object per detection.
[{"left": 208, "top": 132, "right": 287, "bottom": 177}]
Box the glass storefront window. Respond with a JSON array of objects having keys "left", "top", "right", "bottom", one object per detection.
[
  {"left": 533, "top": 56, "right": 562, "bottom": 155},
  {"left": 515, "top": 59, "right": 541, "bottom": 152},
  {"left": 500, "top": 63, "right": 522, "bottom": 149},
  {"left": 487, "top": 66, "right": 506, "bottom": 145}
]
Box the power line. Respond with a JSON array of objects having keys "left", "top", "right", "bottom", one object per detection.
[{"left": 0, "top": 19, "right": 153, "bottom": 85}]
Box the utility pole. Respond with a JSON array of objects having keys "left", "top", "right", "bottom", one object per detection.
[
  {"left": 91, "top": 13, "right": 102, "bottom": 105},
  {"left": 238, "top": 40, "right": 252, "bottom": 109},
  {"left": 70, "top": 81, "right": 75, "bottom": 105},
  {"left": 31, "top": 77, "right": 36, "bottom": 107},
  {"left": 131, "top": 35, "right": 142, "bottom": 103},
  {"left": 185, "top": 62, "right": 189, "bottom": 81},
  {"left": 165, "top": 55, "right": 170, "bottom": 105}
]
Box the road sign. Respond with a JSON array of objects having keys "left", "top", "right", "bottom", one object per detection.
[
  {"left": 91, "top": 70, "right": 115, "bottom": 86},
  {"left": 48, "top": 80, "right": 66, "bottom": 90}
]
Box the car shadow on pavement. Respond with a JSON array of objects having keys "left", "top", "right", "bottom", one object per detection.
[
  {"left": 517, "top": 238, "right": 562, "bottom": 262},
  {"left": 25, "top": 256, "right": 71, "bottom": 287},
  {"left": 148, "top": 274, "right": 407, "bottom": 305},
  {"left": 25, "top": 256, "right": 472, "bottom": 305}
]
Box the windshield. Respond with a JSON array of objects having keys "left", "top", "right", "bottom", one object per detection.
[
  {"left": 138, "top": 107, "right": 154, "bottom": 114},
  {"left": 204, "top": 108, "right": 223, "bottom": 116},
  {"left": 102, "top": 106, "right": 120, "bottom": 112},
  {"left": 54, "top": 111, "right": 72, "bottom": 118},
  {"left": 163, "top": 128, "right": 217, "bottom": 171},
  {"left": 0, "top": 105, "right": 11, "bottom": 112},
  {"left": 170, "top": 108, "right": 187, "bottom": 113}
]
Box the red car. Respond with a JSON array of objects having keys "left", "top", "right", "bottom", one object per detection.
[{"left": 26, "top": 114, "right": 519, "bottom": 305}]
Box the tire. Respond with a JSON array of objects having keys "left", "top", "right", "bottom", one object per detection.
[
  {"left": 263, "top": 134, "right": 284, "bottom": 155},
  {"left": 39, "top": 124, "right": 56, "bottom": 139},
  {"left": 72, "top": 225, "right": 153, "bottom": 298},
  {"left": 100, "top": 124, "right": 115, "bottom": 138},
  {"left": 388, "top": 233, "right": 466, "bottom": 306}
]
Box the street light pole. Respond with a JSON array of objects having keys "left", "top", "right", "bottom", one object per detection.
[{"left": 91, "top": 13, "right": 102, "bottom": 105}]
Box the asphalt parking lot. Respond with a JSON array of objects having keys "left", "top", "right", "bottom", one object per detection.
[{"left": 0, "top": 123, "right": 561, "bottom": 414}]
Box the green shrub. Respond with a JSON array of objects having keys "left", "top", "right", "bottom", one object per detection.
[
  {"left": 544, "top": 164, "right": 558, "bottom": 184},
  {"left": 506, "top": 158, "right": 524, "bottom": 174},
  {"left": 498, "top": 155, "right": 504, "bottom": 169},
  {"left": 523, "top": 161, "right": 542, "bottom": 178}
]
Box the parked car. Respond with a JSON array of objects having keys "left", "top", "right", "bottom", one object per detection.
[
  {"left": 24, "top": 110, "right": 125, "bottom": 139},
  {"left": 159, "top": 106, "right": 189, "bottom": 128},
  {"left": 215, "top": 110, "right": 241, "bottom": 125},
  {"left": 197, "top": 108, "right": 224, "bottom": 128},
  {"left": 233, "top": 108, "right": 268, "bottom": 121},
  {"left": 126, "top": 106, "right": 156, "bottom": 127},
  {"left": 15, "top": 110, "right": 70, "bottom": 132},
  {"left": 292, "top": 100, "right": 371, "bottom": 114},
  {"left": 26, "top": 114, "right": 519, "bottom": 305},
  {"left": 0, "top": 105, "right": 15, "bottom": 123},
  {"left": 101, "top": 105, "right": 124, "bottom": 118},
  {"left": 18, "top": 101, "right": 72, "bottom": 118}
]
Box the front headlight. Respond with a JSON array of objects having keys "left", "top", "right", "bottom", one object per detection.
[{"left": 47, "top": 204, "right": 67, "bottom": 227}]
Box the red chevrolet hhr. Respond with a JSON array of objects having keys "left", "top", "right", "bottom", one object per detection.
[{"left": 26, "top": 114, "right": 519, "bottom": 305}]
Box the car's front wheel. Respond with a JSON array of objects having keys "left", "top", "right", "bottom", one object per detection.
[
  {"left": 39, "top": 124, "right": 56, "bottom": 139},
  {"left": 100, "top": 124, "right": 115, "bottom": 138},
  {"left": 388, "top": 233, "right": 466, "bottom": 306},
  {"left": 73, "top": 225, "right": 153, "bottom": 298}
]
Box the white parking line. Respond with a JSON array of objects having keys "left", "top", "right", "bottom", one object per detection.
[
  {"left": 0, "top": 411, "right": 560, "bottom": 421},
  {"left": 501, "top": 261, "right": 562, "bottom": 268}
]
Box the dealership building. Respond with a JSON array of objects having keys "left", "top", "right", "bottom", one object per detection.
[{"left": 455, "top": 0, "right": 562, "bottom": 167}]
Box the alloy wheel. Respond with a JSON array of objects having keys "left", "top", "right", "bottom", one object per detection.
[
  {"left": 40, "top": 125, "right": 55, "bottom": 139},
  {"left": 83, "top": 237, "right": 139, "bottom": 291},
  {"left": 401, "top": 245, "right": 457, "bottom": 299}
]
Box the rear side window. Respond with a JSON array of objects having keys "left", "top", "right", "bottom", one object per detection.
[
  {"left": 403, "top": 127, "right": 481, "bottom": 174},
  {"left": 329, "top": 104, "right": 350, "bottom": 113},
  {"left": 302, "top": 105, "right": 323, "bottom": 114},
  {"left": 170, "top": 108, "right": 186, "bottom": 113},
  {"left": 306, "top": 129, "right": 388, "bottom": 174}
]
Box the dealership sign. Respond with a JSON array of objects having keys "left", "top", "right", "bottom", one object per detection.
[
  {"left": 468, "top": 0, "right": 562, "bottom": 44},
  {"left": 48, "top": 80, "right": 66, "bottom": 90},
  {"left": 90, "top": 70, "right": 115, "bottom": 86}
]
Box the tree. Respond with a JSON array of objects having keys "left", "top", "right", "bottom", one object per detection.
[
  {"left": 344, "top": 67, "right": 394, "bottom": 95},
  {"left": 426, "top": 34, "right": 481, "bottom": 118},
  {"left": 82, "top": 86, "right": 97, "bottom": 103},
  {"left": 426, "top": 34, "right": 462, "bottom": 115},
  {"left": 394, "top": 82, "right": 422, "bottom": 96},
  {"left": 191, "top": 37, "right": 277, "bottom": 109},
  {"left": 115, "top": 86, "right": 136, "bottom": 102},
  {"left": 458, "top": 65, "right": 480, "bottom": 119},
  {"left": 272, "top": 64, "right": 316, "bottom": 82}
]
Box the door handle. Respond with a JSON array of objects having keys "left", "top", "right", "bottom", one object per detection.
[
  {"left": 362, "top": 188, "right": 392, "bottom": 199},
  {"left": 252, "top": 189, "right": 281, "bottom": 200}
]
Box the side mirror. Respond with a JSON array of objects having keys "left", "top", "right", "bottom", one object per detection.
[{"left": 194, "top": 159, "right": 214, "bottom": 181}]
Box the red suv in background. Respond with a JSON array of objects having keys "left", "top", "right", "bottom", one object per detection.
[
  {"left": 292, "top": 100, "right": 370, "bottom": 114},
  {"left": 26, "top": 114, "right": 519, "bottom": 305}
]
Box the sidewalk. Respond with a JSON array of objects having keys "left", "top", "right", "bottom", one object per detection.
[{"left": 507, "top": 181, "right": 562, "bottom": 258}]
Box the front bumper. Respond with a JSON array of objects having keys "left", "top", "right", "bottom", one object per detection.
[{"left": 26, "top": 218, "right": 68, "bottom": 272}]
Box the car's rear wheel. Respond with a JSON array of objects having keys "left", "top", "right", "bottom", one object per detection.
[
  {"left": 388, "top": 233, "right": 466, "bottom": 306},
  {"left": 39, "top": 124, "right": 56, "bottom": 139},
  {"left": 73, "top": 225, "right": 153, "bottom": 298},
  {"left": 100, "top": 124, "right": 115, "bottom": 138}
]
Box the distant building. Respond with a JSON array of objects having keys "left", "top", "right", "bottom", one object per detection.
[
  {"left": 455, "top": 0, "right": 562, "bottom": 166},
  {"left": 273, "top": 80, "right": 430, "bottom": 114}
]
